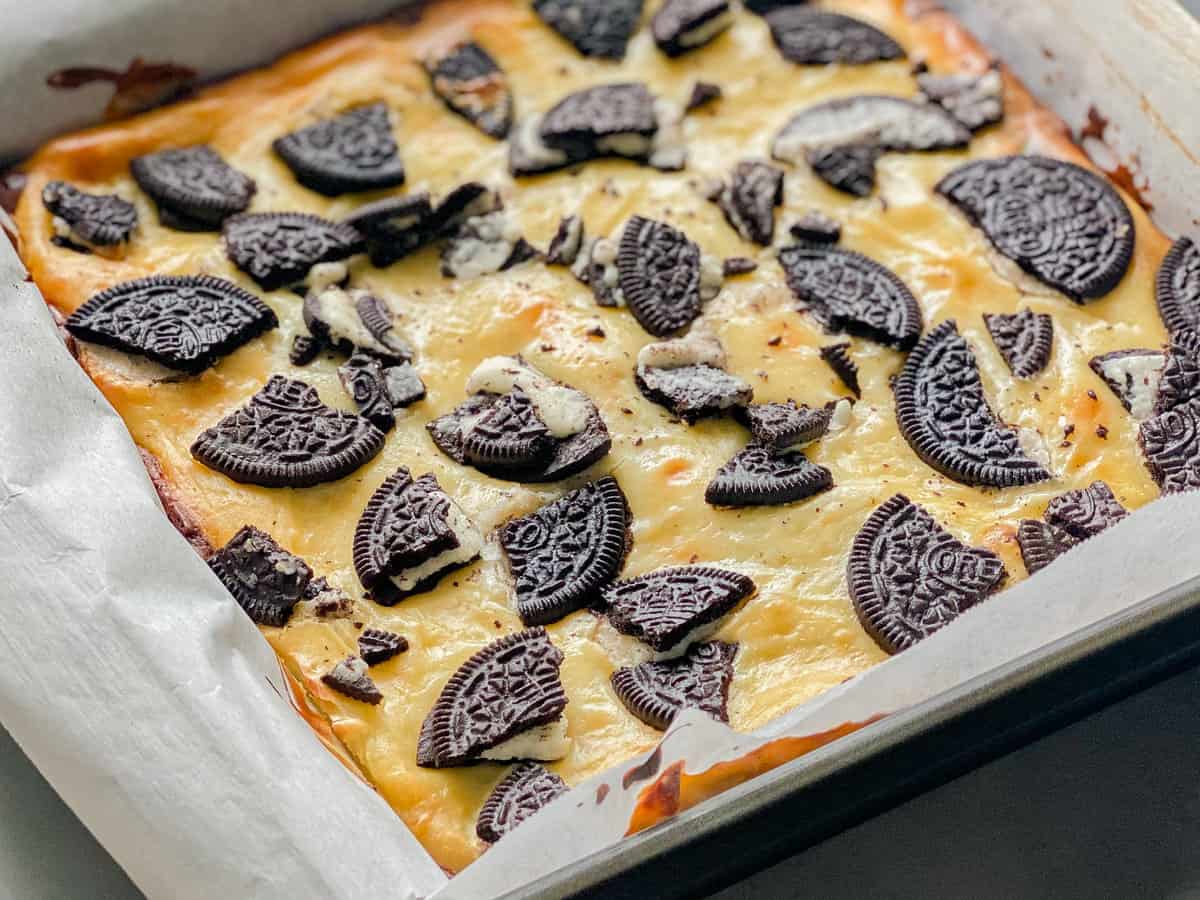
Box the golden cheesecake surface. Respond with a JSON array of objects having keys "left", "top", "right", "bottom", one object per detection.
[{"left": 15, "top": 0, "right": 1170, "bottom": 871}]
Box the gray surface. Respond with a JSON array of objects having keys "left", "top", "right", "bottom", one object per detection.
[{"left": 5, "top": 664, "right": 1200, "bottom": 900}]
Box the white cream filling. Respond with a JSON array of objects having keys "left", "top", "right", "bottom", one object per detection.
[
  {"left": 306, "top": 261, "right": 348, "bottom": 292},
  {"left": 699, "top": 253, "right": 724, "bottom": 301},
  {"left": 77, "top": 342, "right": 182, "bottom": 383},
  {"left": 479, "top": 718, "right": 570, "bottom": 762},
  {"left": 465, "top": 356, "right": 592, "bottom": 438},
  {"left": 1099, "top": 352, "right": 1165, "bottom": 421},
  {"left": 513, "top": 114, "right": 569, "bottom": 169},
  {"left": 678, "top": 9, "right": 734, "bottom": 47},
  {"left": 597, "top": 131, "right": 654, "bottom": 157},
  {"left": 551, "top": 215, "right": 584, "bottom": 264},
  {"left": 443, "top": 212, "right": 522, "bottom": 279},
  {"left": 390, "top": 501, "right": 483, "bottom": 592},
  {"left": 652, "top": 619, "right": 723, "bottom": 661},
  {"left": 1017, "top": 427, "right": 1052, "bottom": 469},
  {"left": 649, "top": 99, "right": 687, "bottom": 170},
  {"left": 636, "top": 329, "right": 727, "bottom": 372},
  {"left": 309, "top": 286, "right": 412, "bottom": 359}
]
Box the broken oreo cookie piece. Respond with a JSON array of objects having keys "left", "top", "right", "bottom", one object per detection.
[
  {"left": 532, "top": 0, "right": 644, "bottom": 59},
  {"left": 303, "top": 286, "right": 413, "bottom": 363},
  {"left": 223, "top": 212, "right": 362, "bottom": 291},
  {"left": 1155, "top": 330, "right": 1200, "bottom": 416},
  {"left": 66, "top": 274, "right": 277, "bottom": 374},
  {"left": 713, "top": 160, "right": 784, "bottom": 246},
  {"left": 42, "top": 180, "right": 137, "bottom": 247},
  {"left": 685, "top": 81, "right": 722, "bottom": 113},
  {"left": 1044, "top": 480, "right": 1127, "bottom": 539},
  {"left": 1016, "top": 519, "right": 1078, "bottom": 575},
  {"left": 322, "top": 657, "right": 383, "bottom": 705},
  {"left": 603, "top": 566, "right": 754, "bottom": 657},
  {"left": 894, "top": 320, "right": 1050, "bottom": 487},
  {"left": 936, "top": 155, "right": 1135, "bottom": 301},
  {"left": 849, "top": 494, "right": 1007, "bottom": 653},
  {"left": 338, "top": 351, "right": 396, "bottom": 432},
  {"left": 343, "top": 192, "right": 435, "bottom": 266},
  {"left": 705, "top": 443, "right": 833, "bottom": 507},
  {"left": 767, "top": 9, "right": 904, "bottom": 66},
  {"left": 820, "top": 343, "right": 861, "bottom": 398},
  {"left": 917, "top": 66, "right": 1004, "bottom": 132},
  {"left": 611, "top": 641, "right": 737, "bottom": 730},
  {"left": 1089, "top": 349, "right": 1166, "bottom": 422},
  {"left": 499, "top": 476, "right": 631, "bottom": 626},
  {"left": 130, "top": 145, "right": 255, "bottom": 230},
  {"left": 359, "top": 628, "right": 409, "bottom": 666},
  {"left": 462, "top": 387, "right": 554, "bottom": 475},
  {"left": 1139, "top": 398, "right": 1200, "bottom": 494},
  {"left": 417, "top": 627, "right": 569, "bottom": 768},
  {"left": 984, "top": 309, "right": 1053, "bottom": 379},
  {"left": 290, "top": 334, "right": 321, "bottom": 367},
  {"left": 723, "top": 257, "right": 757, "bottom": 276},
  {"left": 273, "top": 102, "right": 405, "bottom": 196},
  {"left": 790, "top": 211, "right": 841, "bottom": 245},
  {"left": 477, "top": 763, "right": 568, "bottom": 844},
  {"left": 442, "top": 210, "right": 537, "bottom": 279},
  {"left": 1156, "top": 237, "right": 1200, "bottom": 335},
  {"left": 425, "top": 42, "right": 513, "bottom": 139},
  {"left": 735, "top": 400, "right": 832, "bottom": 450},
  {"left": 778, "top": 244, "right": 922, "bottom": 350},
  {"left": 208, "top": 525, "right": 313, "bottom": 627},
  {"left": 635, "top": 331, "right": 753, "bottom": 423},
  {"left": 652, "top": 0, "right": 733, "bottom": 58},
  {"left": 353, "top": 467, "right": 483, "bottom": 605},
  {"left": 545, "top": 214, "right": 585, "bottom": 266},
  {"left": 805, "top": 144, "right": 881, "bottom": 197},
  {"left": 383, "top": 363, "right": 426, "bottom": 408},
  {"left": 191, "top": 375, "right": 385, "bottom": 487}
]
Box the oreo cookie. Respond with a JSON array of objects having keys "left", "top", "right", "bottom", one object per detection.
[
  {"left": 428, "top": 357, "right": 612, "bottom": 483},
  {"left": 936, "top": 156, "right": 1135, "bottom": 301},
  {"left": 273, "top": 102, "right": 405, "bottom": 196},
  {"left": 417, "top": 627, "right": 569, "bottom": 768},
  {"left": 1016, "top": 519, "right": 1078, "bottom": 575},
  {"left": 603, "top": 567, "right": 754, "bottom": 656},
  {"left": 343, "top": 192, "right": 435, "bottom": 266},
  {"left": 618, "top": 216, "right": 707, "bottom": 336},
  {"left": 766, "top": 9, "right": 904, "bottom": 65},
  {"left": 290, "top": 334, "right": 321, "bottom": 367},
  {"left": 477, "top": 763, "right": 568, "bottom": 843},
  {"left": 790, "top": 211, "right": 841, "bottom": 245},
  {"left": 42, "top": 180, "right": 137, "bottom": 246},
  {"left": 532, "top": 0, "right": 644, "bottom": 59},
  {"left": 1044, "top": 480, "right": 1127, "bottom": 539},
  {"left": 208, "top": 525, "right": 313, "bottom": 627},
  {"left": 442, "top": 211, "right": 538, "bottom": 279},
  {"left": 984, "top": 309, "right": 1053, "bottom": 379},
  {"left": 723, "top": 257, "right": 757, "bottom": 276},
  {"left": 498, "top": 476, "right": 631, "bottom": 626},
  {"left": 1155, "top": 330, "right": 1200, "bottom": 415},
  {"left": 130, "top": 145, "right": 255, "bottom": 230},
  {"left": 917, "top": 67, "right": 1004, "bottom": 132},
  {"left": 353, "top": 468, "right": 483, "bottom": 605},
  {"left": 777, "top": 244, "right": 922, "bottom": 350},
  {"left": 425, "top": 42, "right": 513, "bottom": 139},
  {"left": 191, "top": 376, "right": 385, "bottom": 487},
  {"left": 383, "top": 363, "right": 427, "bottom": 408},
  {"left": 545, "top": 215, "right": 585, "bottom": 266},
  {"left": 1156, "top": 237, "right": 1200, "bottom": 334},
  {"left": 338, "top": 351, "right": 395, "bottom": 432},
  {"left": 302, "top": 287, "right": 413, "bottom": 363},
  {"left": 685, "top": 81, "right": 722, "bottom": 112},
  {"left": 652, "top": 0, "right": 733, "bottom": 58},
  {"left": 223, "top": 212, "right": 362, "bottom": 291},
  {"left": 1139, "top": 398, "right": 1200, "bottom": 494},
  {"left": 359, "top": 628, "right": 409, "bottom": 665},
  {"left": 635, "top": 332, "right": 753, "bottom": 423},
  {"left": 805, "top": 144, "right": 881, "bottom": 197},
  {"left": 714, "top": 160, "right": 784, "bottom": 246},
  {"left": 427, "top": 182, "right": 501, "bottom": 236},
  {"left": 322, "top": 657, "right": 383, "bottom": 705},
  {"left": 894, "top": 320, "right": 1050, "bottom": 487},
  {"left": 65, "top": 275, "right": 277, "bottom": 374},
  {"left": 611, "top": 641, "right": 737, "bottom": 730},
  {"left": 820, "top": 343, "right": 861, "bottom": 397},
  {"left": 705, "top": 443, "right": 833, "bottom": 507},
  {"left": 848, "top": 494, "right": 1007, "bottom": 653},
  {"left": 734, "top": 400, "right": 832, "bottom": 449},
  {"left": 1089, "top": 349, "right": 1166, "bottom": 421},
  {"left": 772, "top": 95, "right": 969, "bottom": 165}
]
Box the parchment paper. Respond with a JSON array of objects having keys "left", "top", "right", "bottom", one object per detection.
[{"left": 2, "top": 1, "right": 1200, "bottom": 898}]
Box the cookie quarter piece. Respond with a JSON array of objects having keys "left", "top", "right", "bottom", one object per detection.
[
  {"left": 273, "top": 102, "right": 405, "bottom": 196},
  {"left": 477, "top": 763, "right": 569, "bottom": 843},
  {"left": 208, "top": 525, "right": 314, "bottom": 627},
  {"left": 425, "top": 42, "right": 514, "bottom": 139},
  {"left": 223, "top": 212, "right": 363, "bottom": 291},
  {"left": 130, "top": 145, "right": 255, "bottom": 229},
  {"left": 611, "top": 641, "right": 738, "bottom": 729},
  {"left": 42, "top": 180, "right": 137, "bottom": 246}
]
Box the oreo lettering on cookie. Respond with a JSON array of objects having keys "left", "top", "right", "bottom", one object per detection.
[
  {"left": 42, "top": 180, "right": 137, "bottom": 246},
  {"left": 223, "top": 212, "right": 362, "bottom": 291},
  {"left": 425, "top": 42, "right": 514, "bottom": 139},
  {"left": 353, "top": 468, "right": 483, "bottom": 605},
  {"left": 191, "top": 375, "right": 385, "bottom": 487},
  {"left": 652, "top": 0, "right": 733, "bottom": 58},
  {"left": 476, "top": 763, "right": 568, "bottom": 844},
  {"left": 208, "top": 525, "right": 313, "bottom": 627},
  {"left": 714, "top": 160, "right": 784, "bottom": 246},
  {"left": 417, "top": 627, "right": 569, "bottom": 768},
  {"left": 611, "top": 641, "right": 737, "bottom": 730},
  {"left": 532, "top": 0, "right": 644, "bottom": 59},
  {"left": 984, "top": 309, "right": 1053, "bottom": 379},
  {"left": 130, "top": 145, "right": 255, "bottom": 230},
  {"left": 894, "top": 320, "right": 1050, "bottom": 487},
  {"left": 1156, "top": 237, "right": 1200, "bottom": 334},
  {"left": 705, "top": 443, "right": 833, "bottom": 507},
  {"left": 848, "top": 494, "right": 1007, "bottom": 653},
  {"left": 273, "top": 102, "right": 405, "bottom": 196},
  {"left": 498, "top": 476, "right": 631, "bottom": 626},
  {"left": 65, "top": 275, "right": 277, "bottom": 373},
  {"left": 936, "top": 155, "right": 1135, "bottom": 301},
  {"left": 778, "top": 244, "right": 922, "bottom": 350},
  {"left": 1155, "top": 330, "right": 1200, "bottom": 416},
  {"left": 338, "top": 351, "right": 396, "bottom": 432},
  {"left": 766, "top": 8, "right": 904, "bottom": 65},
  {"left": 1139, "top": 397, "right": 1200, "bottom": 494},
  {"left": 603, "top": 566, "right": 754, "bottom": 656}
]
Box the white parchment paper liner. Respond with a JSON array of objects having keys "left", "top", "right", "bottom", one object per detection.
[{"left": 2, "top": 1, "right": 1200, "bottom": 897}]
